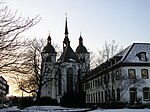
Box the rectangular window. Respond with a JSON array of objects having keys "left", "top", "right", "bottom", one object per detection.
[
  {"left": 96, "top": 92, "right": 98, "bottom": 103},
  {"left": 91, "top": 94, "right": 92, "bottom": 103},
  {"left": 105, "top": 90, "right": 107, "bottom": 102},
  {"left": 101, "top": 76, "right": 103, "bottom": 85},
  {"left": 111, "top": 72, "right": 115, "bottom": 83},
  {"left": 130, "top": 88, "right": 137, "bottom": 101},
  {"left": 104, "top": 75, "right": 107, "bottom": 84},
  {"left": 108, "top": 89, "right": 110, "bottom": 101},
  {"left": 141, "top": 69, "right": 149, "bottom": 79},
  {"left": 98, "top": 92, "right": 101, "bottom": 102},
  {"left": 107, "top": 74, "right": 110, "bottom": 83},
  {"left": 128, "top": 69, "right": 136, "bottom": 79},
  {"left": 143, "top": 87, "right": 149, "bottom": 100},
  {"left": 93, "top": 80, "right": 95, "bottom": 88},
  {"left": 101, "top": 91, "right": 103, "bottom": 102},
  {"left": 116, "top": 70, "right": 120, "bottom": 80},
  {"left": 93, "top": 93, "right": 95, "bottom": 103},
  {"left": 98, "top": 78, "right": 100, "bottom": 86},
  {"left": 90, "top": 82, "right": 92, "bottom": 88}
]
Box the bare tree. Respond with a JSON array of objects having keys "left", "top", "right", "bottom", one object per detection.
[
  {"left": 96, "top": 40, "right": 122, "bottom": 66},
  {"left": 10, "top": 38, "right": 61, "bottom": 104},
  {"left": 90, "top": 51, "right": 97, "bottom": 69},
  {"left": 115, "top": 69, "right": 145, "bottom": 101},
  {"left": 0, "top": 3, "right": 40, "bottom": 73},
  {"left": 99, "top": 68, "right": 145, "bottom": 103}
]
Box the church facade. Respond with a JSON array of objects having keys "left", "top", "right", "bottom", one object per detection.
[{"left": 40, "top": 17, "right": 90, "bottom": 102}]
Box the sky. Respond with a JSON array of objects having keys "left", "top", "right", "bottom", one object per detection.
[
  {"left": 5, "top": 0, "right": 150, "bottom": 52},
  {"left": 4, "top": 0, "right": 150, "bottom": 96}
]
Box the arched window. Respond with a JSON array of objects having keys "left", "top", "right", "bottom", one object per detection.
[
  {"left": 112, "top": 89, "right": 115, "bottom": 100},
  {"left": 67, "top": 68, "right": 73, "bottom": 93},
  {"left": 117, "top": 88, "right": 120, "bottom": 101},
  {"left": 58, "top": 69, "right": 61, "bottom": 95}
]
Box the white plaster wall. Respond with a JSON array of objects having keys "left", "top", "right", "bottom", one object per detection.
[{"left": 121, "top": 66, "right": 150, "bottom": 103}]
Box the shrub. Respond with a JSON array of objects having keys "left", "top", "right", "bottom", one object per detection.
[
  {"left": 60, "top": 92, "right": 86, "bottom": 108},
  {"left": 19, "top": 97, "right": 35, "bottom": 109},
  {"left": 39, "top": 97, "right": 58, "bottom": 106}
]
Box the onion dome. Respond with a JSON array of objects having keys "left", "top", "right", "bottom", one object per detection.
[
  {"left": 43, "top": 34, "right": 56, "bottom": 53},
  {"left": 76, "top": 34, "right": 87, "bottom": 53}
]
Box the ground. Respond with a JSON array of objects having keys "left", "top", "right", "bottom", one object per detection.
[{"left": 0, "top": 106, "right": 150, "bottom": 112}]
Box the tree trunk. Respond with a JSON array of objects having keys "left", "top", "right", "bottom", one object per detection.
[{"left": 36, "top": 85, "right": 42, "bottom": 105}]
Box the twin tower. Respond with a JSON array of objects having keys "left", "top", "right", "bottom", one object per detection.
[{"left": 41, "top": 17, "right": 90, "bottom": 102}]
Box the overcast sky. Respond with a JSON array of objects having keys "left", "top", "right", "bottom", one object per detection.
[{"left": 4, "top": 0, "right": 150, "bottom": 96}]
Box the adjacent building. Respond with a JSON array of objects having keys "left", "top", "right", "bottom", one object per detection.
[
  {"left": 0, "top": 76, "right": 9, "bottom": 105},
  {"left": 82, "top": 43, "right": 150, "bottom": 105}
]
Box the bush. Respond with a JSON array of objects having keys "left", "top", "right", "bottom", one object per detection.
[
  {"left": 96, "top": 102, "right": 127, "bottom": 109},
  {"left": 39, "top": 97, "right": 58, "bottom": 106},
  {"left": 19, "top": 97, "right": 35, "bottom": 109},
  {"left": 60, "top": 92, "right": 86, "bottom": 108}
]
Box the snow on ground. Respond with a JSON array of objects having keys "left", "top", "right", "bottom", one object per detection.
[
  {"left": 0, "top": 106, "right": 20, "bottom": 112},
  {"left": 1, "top": 106, "right": 150, "bottom": 112},
  {"left": 90, "top": 108, "right": 150, "bottom": 112},
  {"left": 21, "top": 106, "right": 150, "bottom": 112},
  {"left": 21, "top": 106, "right": 88, "bottom": 112}
]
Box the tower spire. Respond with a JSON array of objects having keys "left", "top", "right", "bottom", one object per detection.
[
  {"left": 79, "top": 32, "right": 83, "bottom": 45},
  {"left": 47, "top": 32, "right": 51, "bottom": 45},
  {"left": 64, "top": 13, "right": 68, "bottom": 36},
  {"left": 63, "top": 13, "right": 70, "bottom": 51}
]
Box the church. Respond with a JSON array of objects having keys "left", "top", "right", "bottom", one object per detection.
[
  {"left": 40, "top": 17, "right": 150, "bottom": 106},
  {"left": 40, "top": 17, "right": 90, "bottom": 103}
]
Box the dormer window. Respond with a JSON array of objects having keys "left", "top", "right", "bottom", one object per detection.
[
  {"left": 141, "top": 53, "right": 146, "bottom": 61},
  {"left": 136, "top": 52, "right": 147, "bottom": 61}
]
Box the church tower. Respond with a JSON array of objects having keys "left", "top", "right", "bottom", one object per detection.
[
  {"left": 41, "top": 34, "right": 57, "bottom": 98},
  {"left": 42, "top": 34, "right": 57, "bottom": 63},
  {"left": 76, "top": 34, "right": 90, "bottom": 77}
]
